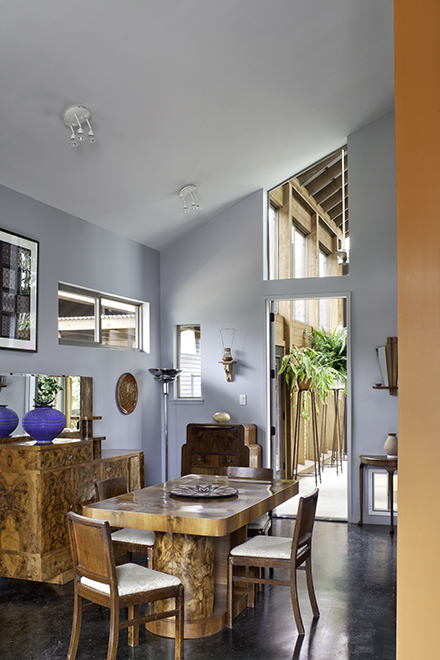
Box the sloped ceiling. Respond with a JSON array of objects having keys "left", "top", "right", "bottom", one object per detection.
[{"left": 0, "top": 1, "right": 394, "bottom": 250}]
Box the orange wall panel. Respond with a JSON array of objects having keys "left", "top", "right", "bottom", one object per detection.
[{"left": 395, "top": 1, "right": 440, "bottom": 658}]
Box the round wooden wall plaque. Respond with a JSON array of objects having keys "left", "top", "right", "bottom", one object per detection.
[{"left": 116, "top": 373, "right": 138, "bottom": 415}]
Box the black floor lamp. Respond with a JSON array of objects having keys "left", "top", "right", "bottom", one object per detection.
[{"left": 149, "top": 368, "right": 181, "bottom": 481}]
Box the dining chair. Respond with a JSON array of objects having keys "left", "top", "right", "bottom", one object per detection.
[
  {"left": 66, "top": 511, "right": 184, "bottom": 660},
  {"left": 95, "top": 476, "right": 154, "bottom": 568},
  {"left": 227, "top": 466, "right": 273, "bottom": 536},
  {"left": 227, "top": 487, "right": 319, "bottom": 635}
]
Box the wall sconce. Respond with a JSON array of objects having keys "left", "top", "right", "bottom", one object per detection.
[
  {"left": 219, "top": 328, "right": 236, "bottom": 382},
  {"left": 62, "top": 105, "right": 96, "bottom": 147},
  {"left": 178, "top": 184, "right": 202, "bottom": 212}
]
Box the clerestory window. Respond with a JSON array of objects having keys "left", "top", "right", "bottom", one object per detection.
[{"left": 58, "top": 283, "right": 148, "bottom": 351}]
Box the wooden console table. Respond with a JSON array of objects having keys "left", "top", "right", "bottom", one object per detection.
[
  {"left": 358, "top": 454, "right": 397, "bottom": 534},
  {"left": 0, "top": 441, "right": 144, "bottom": 583}
]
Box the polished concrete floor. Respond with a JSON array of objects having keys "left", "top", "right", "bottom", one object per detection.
[{"left": 0, "top": 520, "right": 396, "bottom": 660}]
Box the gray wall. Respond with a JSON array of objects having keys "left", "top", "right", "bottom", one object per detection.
[
  {"left": 160, "top": 110, "right": 398, "bottom": 523},
  {"left": 160, "top": 189, "right": 267, "bottom": 481},
  {"left": 0, "top": 185, "right": 162, "bottom": 485}
]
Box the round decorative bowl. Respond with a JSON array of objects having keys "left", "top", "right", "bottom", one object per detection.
[{"left": 213, "top": 412, "right": 230, "bottom": 424}]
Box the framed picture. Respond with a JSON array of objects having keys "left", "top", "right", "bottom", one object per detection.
[{"left": 0, "top": 229, "right": 38, "bottom": 351}]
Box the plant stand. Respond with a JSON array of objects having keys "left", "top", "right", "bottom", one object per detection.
[{"left": 291, "top": 391, "right": 322, "bottom": 486}]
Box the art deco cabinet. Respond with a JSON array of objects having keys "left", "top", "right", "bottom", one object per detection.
[
  {"left": 0, "top": 440, "right": 144, "bottom": 584},
  {"left": 181, "top": 423, "right": 261, "bottom": 476}
]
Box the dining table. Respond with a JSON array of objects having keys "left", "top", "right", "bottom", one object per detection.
[{"left": 83, "top": 472, "right": 298, "bottom": 639}]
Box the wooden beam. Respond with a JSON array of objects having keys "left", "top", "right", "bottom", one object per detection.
[
  {"left": 305, "top": 160, "right": 346, "bottom": 196},
  {"left": 313, "top": 174, "right": 344, "bottom": 205},
  {"left": 320, "top": 184, "right": 348, "bottom": 213},
  {"left": 297, "top": 149, "right": 342, "bottom": 185}
]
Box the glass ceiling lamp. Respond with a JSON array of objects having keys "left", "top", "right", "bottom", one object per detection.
[
  {"left": 178, "top": 184, "right": 202, "bottom": 212},
  {"left": 62, "top": 105, "right": 96, "bottom": 147}
]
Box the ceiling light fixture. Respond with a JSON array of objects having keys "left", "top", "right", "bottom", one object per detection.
[
  {"left": 178, "top": 184, "right": 202, "bottom": 213},
  {"left": 62, "top": 105, "right": 96, "bottom": 147}
]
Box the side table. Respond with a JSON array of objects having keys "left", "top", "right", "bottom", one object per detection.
[{"left": 358, "top": 454, "right": 397, "bottom": 534}]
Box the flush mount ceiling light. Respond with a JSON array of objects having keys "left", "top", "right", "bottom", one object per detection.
[
  {"left": 178, "top": 184, "right": 202, "bottom": 212},
  {"left": 62, "top": 105, "right": 96, "bottom": 147}
]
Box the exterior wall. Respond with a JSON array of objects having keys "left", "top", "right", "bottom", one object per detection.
[
  {"left": 161, "top": 110, "right": 398, "bottom": 524},
  {"left": 0, "top": 185, "right": 162, "bottom": 485},
  {"left": 395, "top": 1, "right": 440, "bottom": 657}
]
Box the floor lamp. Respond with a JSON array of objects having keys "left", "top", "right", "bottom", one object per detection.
[{"left": 149, "top": 368, "right": 181, "bottom": 482}]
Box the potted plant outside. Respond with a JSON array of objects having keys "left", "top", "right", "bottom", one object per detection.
[
  {"left": 22, "top": 376, "right": 66, "bottom": 444},
  {"left": 305, "top": 325, "right": 347, "bottom": 391},
  {"left": 279, "top": 325, "right": 347, "bottom": 420}
]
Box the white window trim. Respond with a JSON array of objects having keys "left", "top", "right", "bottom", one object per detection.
[{"left": 58, "top": 282, "right": 149, "bottom": 352}]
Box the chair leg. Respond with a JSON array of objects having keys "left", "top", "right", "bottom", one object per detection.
[
  {"left": 248, "top": 567, "right": 257, "bottom": 608},
  {"left": 127, "top": 604, "right": 139, "bottom": 647},
  {"left": 67, "top": 593, "right": 82, "bottom": 660},
  {"left": 147, "top": 546, "right": 154, "bottom": 569},
  {"left": 107, "top": 605, "right": 120, "bottom": 660},
  {"left": 174, "top": 585, "right": 184, "bottom": 660},
  {"left": 227, "top": 557, "right": 234, "bottom": 628},
  {"left": 305, "top": 557, "right": 320, "bottom": 618},
  {"left": 290, "top": 567, "right": 305, "bottom": 635}
]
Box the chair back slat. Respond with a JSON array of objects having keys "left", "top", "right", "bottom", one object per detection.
[
  {"left": 291, "top": 488, "right": 319, "bottom": 558},
  {"left": 67, "top": 512, "right": 116, "bottom": 587},
  {"left": 227, "top": 466, "right": 273, "bottom": 480},
  {"left": 95, "top": 475, "right": 128, "bottom": 501}
]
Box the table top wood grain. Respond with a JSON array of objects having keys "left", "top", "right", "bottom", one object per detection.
[{"left": 83, "top": 473, "right": 298, "bottom": 537}]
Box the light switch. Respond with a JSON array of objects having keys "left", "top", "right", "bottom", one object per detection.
[{"left": 239, "top": 394, "right": 247, "bottom": 405}]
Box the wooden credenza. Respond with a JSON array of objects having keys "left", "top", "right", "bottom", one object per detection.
[
  {"left": 181, "top": 423, "right": 261, "bottom": 476},
  {"left": 0, "top": 441, "right": 144, "bottom": 584}
]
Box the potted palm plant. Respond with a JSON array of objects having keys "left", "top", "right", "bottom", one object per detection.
[
  {"left": 305, "top": 325, "right": 347, "bottom": 391},
  {"left": 279, "top": 325, "right": 347, "bottom": 419}
]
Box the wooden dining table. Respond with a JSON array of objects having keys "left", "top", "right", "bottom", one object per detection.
[{"left": 83, "top": 472, "right": 298, "bottom": 638}]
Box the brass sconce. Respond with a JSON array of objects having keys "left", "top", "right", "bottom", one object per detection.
[{"left": 219, "top": 328, "right": 236, "bottom": 382}]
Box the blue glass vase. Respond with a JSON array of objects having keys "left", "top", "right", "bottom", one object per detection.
[
  {"left": 22, "top": 404, "right": 66, "bottom": 444},
  {"left": 0, "top": 404, "right": 19, "bottom": 437}
]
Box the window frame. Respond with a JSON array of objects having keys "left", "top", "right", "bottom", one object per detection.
[
  {"left": 58, "top": 283, "right": 148, "bottom": 352},
  {"left": 292, "top": 223, "right": 308, "bottom": 279},
  {"left": 176, "top": 324, "right": 202, "bottom": 399}
]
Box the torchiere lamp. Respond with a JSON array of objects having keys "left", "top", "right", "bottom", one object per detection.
[{"left": 149, "top": 368, "right": 181, "bottom": 481}]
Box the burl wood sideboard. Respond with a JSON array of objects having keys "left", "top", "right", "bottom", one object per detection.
[
  {"left": 0, "top": 440, "right": 144, "bottom": 584},
  {"left": 181, "top": 423, "right": 261, "bottom": 476}
]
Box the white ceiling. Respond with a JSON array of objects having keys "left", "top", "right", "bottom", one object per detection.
[{"left": 0, "top": 0, "right": 394, "bottom": 251}]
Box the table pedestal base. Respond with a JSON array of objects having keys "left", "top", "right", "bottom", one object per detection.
[{"left": 147, "top": 528, "right": 248, "bottom": 638}]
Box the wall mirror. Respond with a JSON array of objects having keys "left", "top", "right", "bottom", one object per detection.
[{"left": 0, "top": 373, "right": 92, "bottom": 438}]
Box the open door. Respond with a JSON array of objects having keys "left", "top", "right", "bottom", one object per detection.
[{"left": 269, "top": 297, "right": 348, "bottom": 520}]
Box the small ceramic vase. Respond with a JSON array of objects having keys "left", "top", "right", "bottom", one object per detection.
[{"left": 384, "top": 433, "right": 398, "bottom": 458}]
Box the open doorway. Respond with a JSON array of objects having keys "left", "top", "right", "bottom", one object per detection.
[{"left": 269, "top": 297, "right": 348, "bottom": 521}]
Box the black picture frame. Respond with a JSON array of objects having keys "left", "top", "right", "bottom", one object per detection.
[{"left": 0, "top": 228, "right": 38, "bottom": 351}]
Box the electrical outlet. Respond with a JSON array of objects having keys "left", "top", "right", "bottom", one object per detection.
[{"left": 239, "top": 394, "right": 247, "bottom": 405}]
